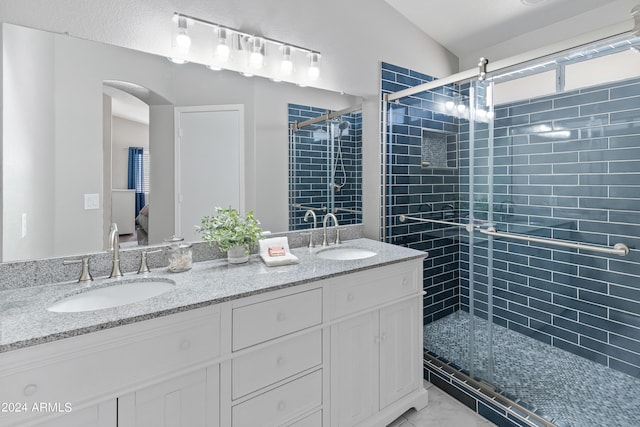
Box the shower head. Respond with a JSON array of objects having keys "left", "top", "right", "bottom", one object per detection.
[{"left": 338, "top": 121, "right": 350, "bottom": 131}]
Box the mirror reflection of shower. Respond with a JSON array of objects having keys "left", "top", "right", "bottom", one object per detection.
[
  {"left": 288, "top": 104, "right": 363, "bottom": 231},
  {"left": 331, "top": 121, "right": 350, "bottom": 192}
]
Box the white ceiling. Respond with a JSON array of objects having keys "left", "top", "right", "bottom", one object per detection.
[{"left": 385, "top": 0, "right": 638, "bottom": 68}]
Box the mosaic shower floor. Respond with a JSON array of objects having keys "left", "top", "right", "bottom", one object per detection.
[{"left": 423, "top": 311, "right": 640, "bottom": 427}]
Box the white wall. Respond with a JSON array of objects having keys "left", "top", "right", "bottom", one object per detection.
[
  {"left": 2, "top": 24, "right": 55, "bottom": 261},
  {"left": 0, "top": 0, "right": 458, "bottom": 96},
  {"left": 459, "top": 0, "right": 637, "bottom": 69}
]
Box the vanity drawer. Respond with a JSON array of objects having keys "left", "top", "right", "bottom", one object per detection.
[
  {"left": 232, "top": 370, "right": 322, "bottom": 427},
  {"left": 232, "top": 330, "right": 322, "bottom": 399},
  {"left": 232, "top": 288, "right": 322, "bottom": 351},
  {"left": 0, "top": 306, "right": 221, "bottom": 412},
  {"left": 287, "top": 410, "right": 322, "bottom": 427},
  {"left": 328, "top": 263, "right": 419, "bottom": 319}
]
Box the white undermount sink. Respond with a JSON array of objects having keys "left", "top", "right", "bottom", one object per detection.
[
  {"left": 315, "top": 246, "right": 378, "bottom": 261},
  {"left": 47, "top": 279, "right": 175, "bottom": 313}
]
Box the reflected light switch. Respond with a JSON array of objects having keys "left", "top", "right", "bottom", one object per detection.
[{"left": 84, "top": 193, "right": 100, "bottom": 210}]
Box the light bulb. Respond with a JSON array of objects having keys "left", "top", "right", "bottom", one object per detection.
[
  {"left": 250, "top": 51, "right": 264, "bottom": 68},
  {"left": 445, "top": 101, "right": 455, "bottom": 110},
  {"left": 280, "top": 46, "right": 293, "bottom": 75},
  {"left": 308, "top": 53, "right": 320, "bottom": 81},
  {"left": 217, "top": 43, "right": 230, "bottom": 62},
  {"left": 175, "top": 17, "right": 191, "bottom": 53},
  {"left": 250, "top": 37, "right": 264, "bottom": 69},
  {"left": 457, "top": 103, "right": 466, "bottom": 113},
  {"left": 216, "top": 28, "right": 230, "bottom": 62}
]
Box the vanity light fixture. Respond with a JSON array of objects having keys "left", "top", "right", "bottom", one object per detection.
[
  {"left": 175, "top": 16, "right": 191, "bottom": 53},
  {"left": 215, "top": 28, "right": 231, "bottom": 62},
  {"left": 249, "top": 37, "right": 265, "bottom": 69},
  {"left": 308, "top": 52, "right": 321, "bottom": 81},
  {"left": 280, "top": 45, "right": 294, "bottom": 76},
  {"left": 173, "top": 12, "right": 321, "bottom": 84}
]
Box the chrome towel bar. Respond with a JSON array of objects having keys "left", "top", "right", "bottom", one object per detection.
[{"left": 398, "top": 215, "right": 629, "bottom": 257}]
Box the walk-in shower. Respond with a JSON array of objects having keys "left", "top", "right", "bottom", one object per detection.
[
  {"left": 288, "top": 105, "right": 362, "bottom": 230},
  {"left": 382, "top": 29, "right": 640, "bottom": 427}
]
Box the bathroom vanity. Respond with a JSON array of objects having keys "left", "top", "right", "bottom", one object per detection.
[{"left": 0, "top": 239, "right": 428, "bottom": 427}]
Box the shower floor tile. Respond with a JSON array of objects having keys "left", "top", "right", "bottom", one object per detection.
[{"left": 423, "top": 311, "right": 640, "bottom": 427}]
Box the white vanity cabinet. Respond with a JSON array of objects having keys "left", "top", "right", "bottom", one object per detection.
[
  {"left": 31, "top": 401, "right": 116, "bottom": 427},
  {"left": 0, "top": 305, "right": 221, "bottom": 427},
  {"left": 327, "top": 260, "right": 427, "bottom": 427},
  {"left": 118, "top": 367, "right": 219, "bottom": 427},
  {"left": 228, "top": 288, "right": 324, "bottom": 427},
  {"left": 1, "top": 256, "right": 427, "bottom": 427}
]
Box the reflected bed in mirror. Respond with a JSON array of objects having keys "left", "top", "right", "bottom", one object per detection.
[{"left": 1, "top": 22, "right": 362, "bottom": 262}]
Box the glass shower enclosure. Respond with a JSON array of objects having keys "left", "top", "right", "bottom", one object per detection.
[{"left": 383, "top": 33, "right": 640, "bottom": 427}]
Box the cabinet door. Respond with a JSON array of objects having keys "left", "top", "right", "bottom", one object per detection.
[
  {"left": 379, "top": 298, "right": 421, "bottom": 409},
  {"left": 33, "top": 400, "right": 116, "bottom": 427},
  {"left": 118, "top": 366, "right": 219, "bottom": 427},
  {"left": 330, "top": 311, "right": 378, "bottom": 427}
]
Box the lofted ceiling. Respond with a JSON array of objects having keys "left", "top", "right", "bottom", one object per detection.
[{"left": 385, "top": 0, "right": 638, "bottom": 69}]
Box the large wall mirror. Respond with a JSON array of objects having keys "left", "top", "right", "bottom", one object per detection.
[{"left": 1, "top": 23, "right": 363, "bottom": 263}]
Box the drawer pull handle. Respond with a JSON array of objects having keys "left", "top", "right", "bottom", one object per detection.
[
  {"left": 277, "top": 400, "right": 286, "bottom": 411},
  {"left": 347, "top": 293, "right": 355, "bottom": 302},
  {"left": 23, "top": 384, "right": 37, "bottom": 396},
  {"left": 179, "top": 339, "right": 191, "bottom": 350},
  {"left": 276, "top": 312, "right": 286, "bottom": 322},
  {"left": 402, "top": 278, "right": 408, "bottom": 286},
  {"left": 276, "top": 356, "right": 286, "bottom": 366}
]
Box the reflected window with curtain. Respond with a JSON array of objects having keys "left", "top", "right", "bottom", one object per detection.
[{"left": 128, "top": 147, "right": 145, "bottom": 216}]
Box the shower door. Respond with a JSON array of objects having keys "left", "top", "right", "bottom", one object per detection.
[{"left": 384, "top": 35, "right": 640, "bottom": 427}]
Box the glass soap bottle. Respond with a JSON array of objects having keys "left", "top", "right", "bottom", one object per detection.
[{"left": 164, "top": 236, "right": 193, "bottom": 273}]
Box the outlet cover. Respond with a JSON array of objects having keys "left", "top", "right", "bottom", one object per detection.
[{"left": 84, "top": 193, "right": 100, "bottom": 210}]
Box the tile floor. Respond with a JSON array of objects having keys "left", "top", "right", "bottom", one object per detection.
[
  {"left": 423, "top": 311, "right": 640, "bottom": 427},
  {"left": 388, "top": 381, "right": 496, "bottom": 427}
]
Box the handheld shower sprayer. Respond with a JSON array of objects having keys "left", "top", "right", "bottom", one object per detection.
[{"left": 332, "top": 121, "right": 350, "bottom": 192}]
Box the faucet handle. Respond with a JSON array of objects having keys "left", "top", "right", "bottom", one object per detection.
[
  {"left": 138, "top": 249, "right": 163, "bottom": 274},
  {"left": 300, "top": 232, "right": 315, "bottom": 248},
  {"left": 63, "top": 257, "right": 93, "bottom": 283}
]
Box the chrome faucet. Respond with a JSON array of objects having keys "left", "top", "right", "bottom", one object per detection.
[
  {"left": 108, "top": 223, "right": 123, "bottom": 278},
  {"left": 322, "top": 213, "right": 339, "bottom": 247},
  {"left": 303, "top": 209, "right": 317, "bottom": 229},
  {"left": 303, "top": 210, "right": 318, "bottom": 248}
]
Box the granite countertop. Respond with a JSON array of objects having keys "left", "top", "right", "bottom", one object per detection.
[{"left": 0, "top": 238, "right": 426, "bottom": 353}]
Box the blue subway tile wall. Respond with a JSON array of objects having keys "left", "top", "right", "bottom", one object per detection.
[
  {"left": 458, "top": 76, "right": 640, "bottom": 378},
  {"left": 288, "top": 104, "right": 362, "bottom": 230},
  {"left": 381, "top": 62, "right": 461, "bottom": 324},
  {"left": 382, "top": 61, "right": 640, "bottom": 379}
]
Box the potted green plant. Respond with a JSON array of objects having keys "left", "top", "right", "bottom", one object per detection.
[{"left": 196, "top": 207, "right": 263, "bottom": 263}]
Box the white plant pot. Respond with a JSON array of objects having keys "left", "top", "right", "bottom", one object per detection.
[{"left": 227, "top": 246, "right": 249, "bottom": 264}]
